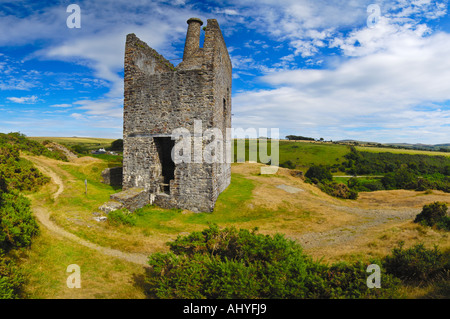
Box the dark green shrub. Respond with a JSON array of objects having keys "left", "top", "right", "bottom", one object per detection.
[
  {"left": 416, "top": 178, "right": 436, "bottom": 191},
  {"left": 319, "top": 182, "right": 358, "bottom": 200},
  {"left": 435, "top": 216, "right": 450, "bottom": 231},
  {"left": 305, "top": 165, "right": 332, "bottom": 183},
  {"left": 347, "top": 177, "right": 360, "bottom": 189},
  {"left": 317, "top": 261, "right": 401, "bottom": 299},
  {"left": 108, "top": 209, "right": 137, "bottom": 226},
  {"left": 331, "top": 183, "right": 358, "bottom": 199},
  {"left": 0, "top": 144, "right": 50, "bottom": 193},
  {"left": 414, "top": 202, "right": 449, "bottom": 231},
  {"left": 348, "top": 177, "right": 384, "bottom": 192},
  {"left": 0, "top": 254, "right": 24, "bottom": 299},
  {"left": 382, "top": 167, "right": 417, "bottom": 190},
  {"left": 0, "top": 191, "right": 40, "bottom": 251},
  {"left": 0, "top": 132, "right": 67, "bottom": 161},
  {"left": 363, "top": 181, "right": 383, "bottom": 191},
  {"left": 0, "top": 144, "right": 20, "bottom": 163},
  {"left": 280, "top": 160, "right": 295, "bottom": 169},
  {"left": 109, "top": 139, "right": 123, "bottom": 152},
  {"left": 70, "top": 144, "right": 90, "bottom": 155},
  {"left": 383, "top": 242, "right": 450, "bottom": 283},
  {"left": 145, "top": 224, "right": 401, "bottom": 299}
]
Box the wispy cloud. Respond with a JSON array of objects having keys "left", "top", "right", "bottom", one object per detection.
[
  {"left": 6, "top": 95, "right": 39, "bottom": 104},
  {"left": 73, "top": 98, "right": 123, "bottom": 118},
  {"left": 232, "top": 1, "right": 450, "bottom": 143},
  {"left": 50, "top": 103, "right": 72, "bottom": 108},
  {"left": 1, "top": 0, "right": 449, "bottom": 142}
]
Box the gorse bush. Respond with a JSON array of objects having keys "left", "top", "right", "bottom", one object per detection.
[
  {"left": 414, "top": 202, "right": 450, "bottom": 231},
  {"left": 0, "top": 254, "right": 25, "bottom": 299},
  {"left": 319, "top": 182, "right": 358, "bottom": 200},
  {"left": 0, "top": 189, "right": 38, "bottom": 298},
  {"left": 382, "top": 167, "right": 417, "bottom": 190},
  {"left": 107, "top": 209, "right": 137, "bottom": 226},
  {"left": 0, "top": 132, "right": 67, "bottom": 161},
  {"left": 305, "top": 164, "right": 333, "bottom": 183},
  {"left": 0, "top": 141, "right": 50, "bottom": 193},
  {"left": 383, "top": 242, "right": 450, "bottom": 283},
  {"left": 0, "top": 190, "right": 39, "bottom": 251},
  {"left": 145, "top": 224, "right": 401, "bottom": 299},
  {"left": 305, "top": 165, "right": 358, "bottom": 199},
  {"left": 280, "top": 160, "right": 295, "bottom": 169},
  {"left": 0, "top": 133, "right": 52, "bottom": 298},
  {"left": 0, "top": 157, "right": 50, "bottom": 193}
]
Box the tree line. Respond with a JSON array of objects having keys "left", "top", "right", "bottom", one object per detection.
[{"left": 303, "top": 147, "right": 450, "bottom": 199}]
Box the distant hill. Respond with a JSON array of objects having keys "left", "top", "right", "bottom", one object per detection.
[
  {"left": 385, "top": 143, "right": 450, "bottom": 151},
  {"left": 335, "top": 139, "right": 450, "bottom": 152}
]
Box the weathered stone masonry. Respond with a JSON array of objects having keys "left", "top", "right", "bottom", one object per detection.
[{"left": 120, "top": 18, "right": 232, "bottom": 213}]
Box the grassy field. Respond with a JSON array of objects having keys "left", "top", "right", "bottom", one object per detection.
[
  {"left": 356, "top": 146, "right": 450, "bottom": 157},
  {"left": 21, "top": 226, "right": 147, "bottom": 299},
  {"left": 29, "top": 137, "right": 116, "bottom": 151},
  {"left": 236, "top": 139, "right": 351, "bottom": 172},
  {"left": 239, "top": 140, "right": 450, "bottom": 173},
  {"left": 18, "top": 138, "right": 450, "bottom": 298},
  {"left": 279, "top": 141, "right": 350, "bottom": 170}
]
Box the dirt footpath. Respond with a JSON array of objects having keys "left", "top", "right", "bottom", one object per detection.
[{"left": 25, "top": 155, "right": 149, "bottom": 267}]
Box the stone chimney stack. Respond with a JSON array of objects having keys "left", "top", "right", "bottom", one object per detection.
[{"left": 183, "top": 18, "right": 203, "bottom": 61}]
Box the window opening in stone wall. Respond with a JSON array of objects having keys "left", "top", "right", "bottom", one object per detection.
[
  {"left": 223, "top": 97, "right": 227, "bottom": 119},
  {"left": 154, "top": 137, "right": 175, "bottom": 194}
]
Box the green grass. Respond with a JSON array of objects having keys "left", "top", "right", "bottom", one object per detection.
[
  {"left": 21, "top": 227, "right": 146, "bottom": 299},
  {"left": 279, "top": 141, "right": 350, "bottom": 169},
  {"left": 237, "top": 140, "right": 450, "bottom": 173},
  {"left": 23, "top": 147, "right": 450, "bottom": 299},
  {"left": 131, "top": 173, "right": 264, "bottom": 232},
  {"left": 333, "top": 176, "right": 382, "bottom": 184},
  {"left": 60, "top": 163, "right": 120, "bottom": 192},
  {"left": 48, "top": 160, "right": 277, "bottom": 249},
  {"left": 29, "top": 137, "right": 116, "bottom": 151},
  {"left": 235, "top": 139, "right": 351, "bottom": 171},
  {"left": 90, "top": 153, "right": 123, "bottom": 164},
  {"left": 356, "top": 146, "right": 450, "bottom": 157}
]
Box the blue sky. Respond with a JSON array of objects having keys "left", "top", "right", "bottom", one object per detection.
[{"left": 0, "top": 0, "right": 449, "bottom": 144}]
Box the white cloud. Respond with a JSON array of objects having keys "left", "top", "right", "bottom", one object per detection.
[
  {"left": 226, "top": 0, "right": 448, "bottom": 62},
  {"left": 6, "top": 95, "right": 39, "bottom": 104},
  {"left": 73, "top": 98, "right": 123, "bottom": 118},
  {"left": 50, "top": 103, "right": 72, "bottom": 108},
  {"left": 1, "top": 0, "right": 449, "bottom": 142},
  {"left": 233, "top": 20, "right": 450, "bottom": 143},
  {"left": 29, "top": 0, "right": 202, "bottom": 100},
  {"left": 70, "top": 113, "right": 85, "bottom": 120},
  {"left": 215, "top": 8, "right": 240, "bottom": 16},
  {"left": 0, "top": 54, "right": 41, "bottom": 91}
]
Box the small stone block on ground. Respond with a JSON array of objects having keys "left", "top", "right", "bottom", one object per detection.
[
  {"left": 98, "top": 200, "right": 124, "bottom": 214},
  {"left": 109, "top": 187, "right": 149, "bottom": 212}
]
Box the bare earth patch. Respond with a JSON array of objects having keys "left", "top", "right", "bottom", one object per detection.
[{"left": 235, "top": 163, "right": 450, "bottom": 261}]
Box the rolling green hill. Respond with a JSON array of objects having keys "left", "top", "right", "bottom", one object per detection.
[{"left": 29, "top": 137, "right": 116, "bottom": 151}]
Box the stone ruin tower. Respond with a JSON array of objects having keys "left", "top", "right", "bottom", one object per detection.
[{"left": 120, "top": 18, "right": 232, "bottom": 213}]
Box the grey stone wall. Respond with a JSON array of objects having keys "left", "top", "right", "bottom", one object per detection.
[{"left": 122, "top": 18, "right": 232, "bottom": 213}]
